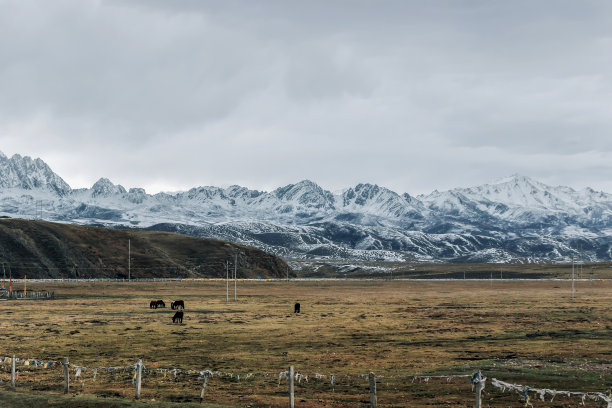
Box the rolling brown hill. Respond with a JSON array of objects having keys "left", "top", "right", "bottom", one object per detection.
[{"left": 0, "top": 218, "right": 292, "bottom": 279}]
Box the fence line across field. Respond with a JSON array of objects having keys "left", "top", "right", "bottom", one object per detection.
[
  {"left": 491, "top": 378, "right": 612, "bottom": 407},
  {"left": 0, "top": 290, "right": 54, "bottom": 300},
  {"left": 4, "top": 277, "right": 606, "bottom": 283},
  {"left": 3, "top": 354, "right": 612, "bottom": 407}
]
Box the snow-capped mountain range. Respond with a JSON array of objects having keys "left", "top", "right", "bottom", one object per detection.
[{"left": 1, "top": 151, "right": 611, "bottom": 263}]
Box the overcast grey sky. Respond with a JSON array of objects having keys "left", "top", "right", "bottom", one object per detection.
[{"left": 1, "top": 0, "right": 611, "bottom": 195}]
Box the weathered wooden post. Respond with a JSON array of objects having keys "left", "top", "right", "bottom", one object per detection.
[
  {"left": 369, "top": 372, "right": 377, "bottom": 408},
  {"left": 10, "top": 355, "right": 16, "bottom": 389},
  {"left": 135, "top": 359, "right": 142, "bottom": 399},
  {"left": 289, "top": 365, "right": 295, "bottom": 408},
  {"left": 63, "top": 357, "right": 69, "bottom": 393},
  {"left": 470, "top": 370, "right": 486, "bottom": 408},
  {"left": 199, "top": 374, "right": 209, "bottom": 402},
  {"left": 475, "top": 380, "right": 485, "bottom": 408}
]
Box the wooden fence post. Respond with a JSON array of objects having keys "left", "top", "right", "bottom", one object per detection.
[
  {"left": 471, "top": 370, "right": 486, "bottom": 408},
  {"left": 289, "top": 365, "right": 295, "bottom": 408},
  {"left": 369, "top": 372, "right": 377, "bottom": 408},
  {"left": 199, "top": 374, "right": 209, "bottom": 402},
  {"left": 63, "top": 358, "right": 69, "bottom": 394},
  {"left": 135, "top": 359, "right": 142, "bottom": 399},
  {"left": 10, "top": 355, "right": 16, "bottom": 389},
  {"left": 475, "top": 382, "right": 484, "bottom": 408}
]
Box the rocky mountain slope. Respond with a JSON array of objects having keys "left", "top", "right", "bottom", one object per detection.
[
  {"left": 0, "top": 218, "right": 290, "bottom": 279},
  {"left": 0, "top": 152, "right": 610, "bottom": 263}
]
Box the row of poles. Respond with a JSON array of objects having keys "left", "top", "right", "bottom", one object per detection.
[
  {"left": 6, "top": 358, "right": 488, "bottom": 408},
  {"left": 8, "top": 358, "right": 377, "bottom": 406},
  {"left": 129, "top": 240, "right": 242, "bottom": 300}
]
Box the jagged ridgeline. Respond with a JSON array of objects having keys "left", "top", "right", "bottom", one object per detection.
[
  {"left": 0, "top": 219, "right": 291, "bottom": 279},
  {"left": 2, "top": 151, "right": 612, "bottom": 263}
]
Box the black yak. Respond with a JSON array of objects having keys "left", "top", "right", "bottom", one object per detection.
[
  {"left": 171, "top": 300, "right": 185, "bottom": 310},
  {"left": 172, "top": 311, "right": 184, "bottom": 323}
]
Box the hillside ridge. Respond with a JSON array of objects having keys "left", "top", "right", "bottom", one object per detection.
[{"left": 0, "top": 218, "right": 290, "bottom": 279}]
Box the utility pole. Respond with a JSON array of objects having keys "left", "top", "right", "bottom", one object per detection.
[
  {"left": 580, "top": 244, "right": 583, "bottom": 278},
  {"left": 225, "top": 261, "right": 229, "bottom": 303},
  {"left": 128, "top": 239, "right": 131, "bottom": 281},
  {"left": 571, "top": 257, "right": 575, "bottom": 300},
  {"left": 234, "top": 253, "right": 237, "bottom": 301}
]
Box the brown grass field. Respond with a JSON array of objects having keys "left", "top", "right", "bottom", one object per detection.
[{"left": 1, "top": 278, "right": 612, "bottom": 407}]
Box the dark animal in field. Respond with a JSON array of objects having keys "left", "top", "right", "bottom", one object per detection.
[
  {"left": 150, "top": 300, "right": 156, "bottom": 309},
  {"left": 172, "top": 311, "right": 184, "bottom": 323},
  {"left": 155, "top": 300, "right": 165, "bottom": 308},
  {"left": 294, "top": 302, "right": 300, "bottom": 313},
  {"left": 171, "top": 300, "right": 185, "bottom": 310}
]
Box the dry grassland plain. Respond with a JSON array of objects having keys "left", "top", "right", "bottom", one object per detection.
[{"left": 1, "top": 279, "right": 612, "bottom": 407}]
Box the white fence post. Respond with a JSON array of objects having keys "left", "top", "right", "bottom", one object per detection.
[
  {"left": 135, "top": 359, "right": 142, "bottom": 399},
  {"left": 199, "top": 373, "right": 210, "bottom": 402},
  {"left": 289, "top": 365, "right": 295, "bottom": 408},
  {"left": 369, "top": 372, "right": 378, "bottom": 408},
  {"left": 10, "top": 355, "right": 16, "bottom": 389}
]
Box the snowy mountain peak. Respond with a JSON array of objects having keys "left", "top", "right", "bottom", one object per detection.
[
  {"left": 493, "top": 173, "right": 536, "bottom": 185},
  {"left": 273, "top": 180, "right": 335, "bottom": 209},
  {"left": 0, "top": 151, "right": 71, "bottom": 195},
  {"left": 492, "top": 174, "right": 554, "bottom": 193},
  {"left": 343, "top": 183, "right": 386, "bottom": 205},
  {"left": 460, "top": 175, "right": 570, "bottom": 210},
  {"left": 341, "top": 183, "right": 424, "bottom": 219},
  {"left": 91, "top": 178, "right": 127, "bottom": 197},
  {"left": 224, "top": 185, "right": 264, "bottom": 200},
  {"left": 127, "top": 187, "right": 147, "bottom": 204},
  {"left": 185, "top": 186, "right": 227, "bottom": 201}
]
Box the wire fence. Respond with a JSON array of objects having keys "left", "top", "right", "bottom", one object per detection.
[
  {"left": 0, "top": 290, "right": 53, "bottom": 300},
  {"left": 2, "top": 355, "right": 612, "bottom": 407}
]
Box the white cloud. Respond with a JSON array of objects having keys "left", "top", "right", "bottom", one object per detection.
[{"left": 1, "top": 0, "right": 611, "bottom": 195}]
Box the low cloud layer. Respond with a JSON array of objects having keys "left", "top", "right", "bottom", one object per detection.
[{"left": 1, "top": 1, "right": 611, "bottom": 195}]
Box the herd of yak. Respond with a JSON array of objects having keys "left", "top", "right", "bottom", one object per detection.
[
  {"left": 149, "top": 299, "right": 185, "bottom": 323},
  {"left": 148, "top": 300, "right": 301, "bottom": 324}
]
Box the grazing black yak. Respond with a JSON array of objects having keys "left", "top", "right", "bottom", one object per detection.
[
  {"left": 155, "top": 300, "right": 165, "bottom": 308},
  {"left": 171, "top": 300, "right": 185, "bottom": 310},
  {"left": 294, "top": 302, "right": 300, "bottom": 313},
  {"left": 172, "top": 311, "right": 184, "bottom": 323},
  {"left": 150, "top": 300, "right": 157, "bottom": 309}
]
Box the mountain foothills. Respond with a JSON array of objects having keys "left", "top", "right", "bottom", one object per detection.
[
  {"left": 1, "top": 152, "right": 611, "bottom": 264},
  {"left": 0, "top": 218, "right": 290, "bottom": 279}
]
